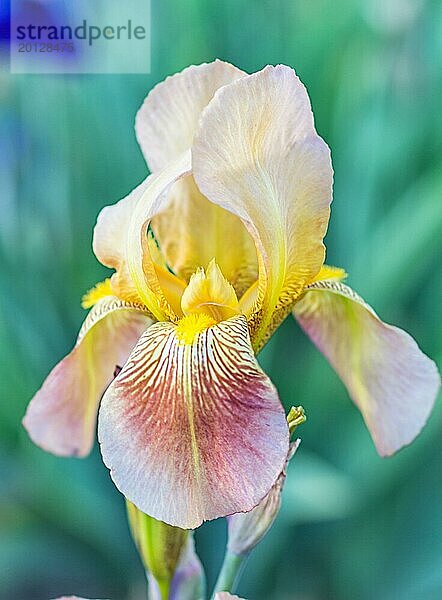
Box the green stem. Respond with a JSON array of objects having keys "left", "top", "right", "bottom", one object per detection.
[
  {"left": 212, "top": 552, "right": 247, "bottom": 598},
  {"left": 156, "top": 579, "right": 170, "bottom": 600}
]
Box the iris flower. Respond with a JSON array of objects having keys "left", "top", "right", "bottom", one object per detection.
[{"left": 24, "top": 60, "right": 440, "bottom": 529}]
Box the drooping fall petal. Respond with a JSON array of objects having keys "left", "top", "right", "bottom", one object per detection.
[
  {"left": 293, "top": 280, "right": 440, "bottom": 456},
  {"left": 98, "top": 314, "right": 289, "bottom": 529},
  {"left": 23, "top": 297, "right": 151, "bottom": 457},
  {"left": 193, "top": 64, "right": 333, "bottom": 348}
]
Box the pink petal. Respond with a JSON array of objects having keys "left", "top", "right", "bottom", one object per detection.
[
  {"left": 294, "top": 281, "right": 440, "bottom": 455},
  {"left": 98, "top": 315, "right": 289, "bottom": 528},
  {"left": 23, "top": 297, "right": 151, "bottom": 457}
]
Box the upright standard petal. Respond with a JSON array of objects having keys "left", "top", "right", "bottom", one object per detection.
[
  {"left": 23, "top": 297, "right": 151, "bottom": 457},
  {"left": 135, "top": 60, "right": 257, "bottom": 296},
  {"left": 293, "top": 280, "right": 440, "bottom": 456},
  {"left": 98, "top": 315, "right": 289, "bottom": 529},
  {"left": 193, "top": 64, "right": 333, "bottom": 348},
  {"left": 135, "top": 60, "right": 245, "bottom": 172}
]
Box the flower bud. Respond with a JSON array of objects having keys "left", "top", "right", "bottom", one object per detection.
[
  {"left": 148, "top": 535, "right": 205, "bottom": 600},
  {"left": 227, "top": 440, "right": 300, "bottom": 556},
  {"left": 126, "top": 500, "right": 189, "bottom": 598},
  {"left": 287, "top": 405, "right": 306, "bottom": 435}
]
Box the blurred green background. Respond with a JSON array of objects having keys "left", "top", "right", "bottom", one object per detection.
[{"left": 1, "top": 0, "right": 441, "bottom": 599}]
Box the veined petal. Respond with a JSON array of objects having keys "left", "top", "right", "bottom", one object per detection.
[
  {"left": 98, "top": 314, "right": 289, "bottom": 529},
  {"left": 23, "top": 297, "right": 152, "bottom": 457},
  {"left": 135, "top": 60, "right": 245, "bottom": 172},
  {"left": 192, "top": 65, "right": 333, "bottom": 348},
  {"left": 293, "top": 280, "right": 441, "bottom": 456}
]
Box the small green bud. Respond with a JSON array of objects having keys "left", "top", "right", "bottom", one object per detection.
[
  {"left": 287, "top": 405, "right": 306, "bottom": 435},
  {"left": 126, "top": 500, "right": 188, "bottom": 599}
]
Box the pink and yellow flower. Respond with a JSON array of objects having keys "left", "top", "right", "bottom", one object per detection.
[{"left": 24, "top": 60, "right": 440, "bottom": 529}]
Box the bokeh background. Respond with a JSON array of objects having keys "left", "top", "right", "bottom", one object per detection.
[{"left": 1, "top": 0, "right": 441, "bottom": 599}]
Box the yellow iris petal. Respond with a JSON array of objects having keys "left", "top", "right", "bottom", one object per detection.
[
  {"left": 154, "top": 264, "right": 187, "bottom": 318},
  {"left": 181, "top": 259, "right": 240, "bottom": 322},
  {"left": 151, "top": 175, "right": 258, "bottom": 298}
]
